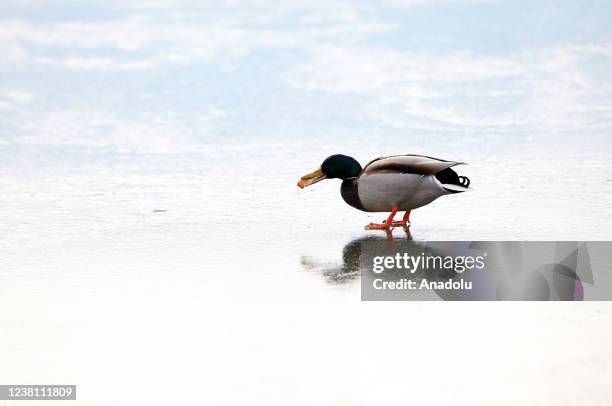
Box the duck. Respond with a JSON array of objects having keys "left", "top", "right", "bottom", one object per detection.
[{"left": 297, "top": 154, "right": 470, "bottom": 230}]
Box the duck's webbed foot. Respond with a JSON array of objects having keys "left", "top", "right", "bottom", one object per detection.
[
  {"left": 365, "top": 222, "right": 391, "bottom": 230},
  {"left": 390, "top": 210, "right": 411, "bottom": 227},
  {"left": 365, "top": 207, "right": 409, "bottom": 231},
  {"left": 390, "top": 222, "right": 409, "bottom": 227}
]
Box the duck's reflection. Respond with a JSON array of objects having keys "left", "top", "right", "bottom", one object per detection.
[
  {"left": 300, "top": 228, "right": 414, "bottom": 284},
  {"left": 383, "top": 226, "right": 412, "bottom": 241},
  {"left": 300, "top": 236, "right": 371, "bottom": 284},
  {"left": 302, "top": 237, "right": 589, "bottom": 300},
  {"left": 301, "top": 232, "right": 457, "bottom": 290}
]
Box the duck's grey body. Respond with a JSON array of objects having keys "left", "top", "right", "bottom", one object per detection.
[{"left": 340, "top": 154, "right": 469, "bottom": 212}]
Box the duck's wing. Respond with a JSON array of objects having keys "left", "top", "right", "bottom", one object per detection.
[{"left": 362, "top": 154, "right": 465, "bottom": 176}]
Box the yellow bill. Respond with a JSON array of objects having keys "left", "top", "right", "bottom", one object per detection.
[{"left": 297, "top": 167, "right": 326, "bottom": 188}]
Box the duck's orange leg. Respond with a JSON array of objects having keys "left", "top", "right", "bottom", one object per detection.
[
  {"left": 391, "top": 210, "right": 411, "bottom": 227},
  {"left": 365, "top": 206, "right": 399, "bottom": 230}
]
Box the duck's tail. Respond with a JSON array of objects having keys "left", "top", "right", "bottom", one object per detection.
[{"left": 435, "top": 167, "right": 471, "bottom": 193}]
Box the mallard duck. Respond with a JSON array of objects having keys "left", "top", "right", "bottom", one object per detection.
[{"left": 297, "top": 154, "right": 470, "bottom": 230}]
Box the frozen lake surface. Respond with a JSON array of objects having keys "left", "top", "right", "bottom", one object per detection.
[{"left": 1, "top": 143, "right": 612, "bottom": 405}]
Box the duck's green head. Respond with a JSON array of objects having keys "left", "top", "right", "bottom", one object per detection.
[{"left": 297, "top": 154, "right": 362, "bottom": 188}]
